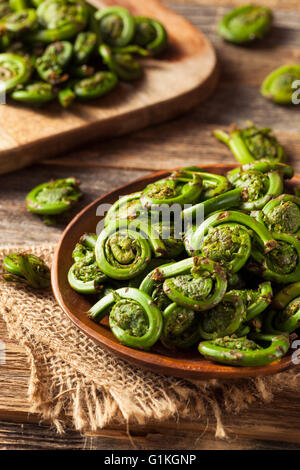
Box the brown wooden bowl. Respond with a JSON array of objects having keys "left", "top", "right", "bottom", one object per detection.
[{"left": 52, "top": 164, "right": 298, "bottom": 379}]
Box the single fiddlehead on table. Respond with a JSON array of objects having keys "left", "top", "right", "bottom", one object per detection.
[
  {"left": 133, "top": 16, "right": 168, "bottom": 55},
  {"left": 2, "top": 253, "right": 51, "bottom": 289},
  {"left": 198, "top": 333, "right": 289, "bottom": 367},
  {"left": 140, "top": 256, "right": 227, "bottom": 312},
  {"left": 261, "top": 65, "right": 300, "bottom": 105},
  {"left": 217, "top": 5, "right": 272, "bottom": 44},
  {"left": 214, "top": 124, "right": 287, "bottom": 164},
  {"left": 26, "top": 177, "right": 82, "bottom": 216},
  {"left": 88, "top": 287, "right": 163, "bottom": 350}
]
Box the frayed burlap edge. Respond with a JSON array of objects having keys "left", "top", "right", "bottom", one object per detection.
[{"left": 0, "top": 244, "right": 299, "bottom": 438}]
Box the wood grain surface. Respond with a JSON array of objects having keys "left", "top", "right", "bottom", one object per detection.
[
  {"left": 0, "top": 0, "right": 218, "bottom": 175},
  {"left": 0, "top": 0, "right": 300, "bottom": 450}
]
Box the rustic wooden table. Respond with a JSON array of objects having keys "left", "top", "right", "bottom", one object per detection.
[{"left": 1, "top": 0, "right": 300, "bottom": 450}]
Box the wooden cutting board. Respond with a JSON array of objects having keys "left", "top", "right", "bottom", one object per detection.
[{"left": 0, "top": 0, "right": 218, "bottom": 175}]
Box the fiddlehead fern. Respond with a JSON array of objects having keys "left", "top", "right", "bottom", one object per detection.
[
  {"left": 0, "top": 52, "right": 31, "bottom": 91},
  {"left": 228, "top": 160, "right": 293, "bottom": 179},
  {"left": 178, "top": 167, "right": 230, "bottom": 199},
  {"left": 214, "top": 124, "right": 287, "bottom": 164},
  {"left": 73, "top": 71, "right": 118, "bottom": 100},
  {"left": 58, "top": 82, "right": 76, "bottom": 107},
  {"left": 140, "top": 256, "right": 227, "bottom": 312},
  {"left": 200, "top": 223, "right": 252, "bottom": 273},
  {"left": 11, "top": 81, "right": 55, "bottom": 105},
  {"left": 226, "top": 161, "right": 293, "bottom": 211},
  {"left": 261, "top": 65, "right": 300, "bottom": 105},
  {"left": 68, "top": 233, "right": 107, "bottom": 294},
  {"left": 72, "top": 233, "right": 97, "bottom": 261},
  {"left": 99, "top": 43, "right": 142, "bottom": 81},
  {"left": 94, "top": 6, "right": 135, "bottom": 47},
  {"left": 104, "top": 192, "right": 144, "bottom": 226},
  {"left": 198, "top": 333, "right": 289, "bottom": 367},
  {"left": 249, "top": 232, "right": 300, "bottom": 284},
  {"left": 218, "top": 5, "right": 272, "bottom": 44},
  {"left": 152, "top": 221, "right": 184, "bottom": 258},
  {"left": 3, "top": 253, "right": 50, "bottom": 288},
  {"left": 230, "top": 282, "right": 273, "bottom": 321},
  {"left": 66, "top": 160, "right": 300, "bottom": 365},
  {"left": 185, "top": 210, "right": 277, "bottom": 259},
  {"left": 141, "top": 173, "right": 203, "bottom": 209},
  {"left": 181, "top": 188, "right": 243, "bottom": 222},
  {"left": 0, "top": 8, "right": 37, "bottom": 34},
  {"left": 269, "top": 281, "right": 300, "bottom": 333},
  {"left": 95, "top": 220, "right": 153, "bottom": 281},
  {"left": 133, "top": 16, "right": 168, "bottom": 55},
  {"left": 0, "top": 3, "right": 168, "bottom": 108},
  {"left": 68, "top": 260, "right": 107, "bottom": 294},
  {"left": 26, "top": 177, "right": 81, "bottom": 216},
  {"left": 161, "top": 303, "right": 201, "bottom": 350},
  {"left": 73, "top": 31, "right": 96, "bottom": 64},
  {"left": 88, "top": 287, "right": 163, "bottom": 350},
  {"left": 36, "top": 41, "right": 72, "bottom": 84},
  {"left": 260, "top": 195, "right": 300, "bottom": 234},
  {"left": 25, "top": 0, "right": 89, "bottom": 43},
  {"left": 198, "top": 291, "right": 246, "bottom": 339}
]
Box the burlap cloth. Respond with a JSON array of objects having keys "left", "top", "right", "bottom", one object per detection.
[{"left": 0, "top": 244, "right": 299, "bottom": 438}]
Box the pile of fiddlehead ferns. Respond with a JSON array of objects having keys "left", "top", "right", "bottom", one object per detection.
[
  {"left": 66, "top": 148, "right": 300, "bottom": 367},
  {"left": 0, "top": 1, "right": 168, "bottom": 107}
]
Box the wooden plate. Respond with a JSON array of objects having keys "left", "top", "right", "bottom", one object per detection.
[
  {"left": 0, "top": 0, "right": 218, "bottom": 175},
  {"left": 52, "top": 164, "right": 296, "bottom": 379}
]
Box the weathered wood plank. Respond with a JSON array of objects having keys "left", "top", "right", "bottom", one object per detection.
[
  {"left": 164, "top": 0, "right": 300, "bottom": 10},
  {"left": 2, "top": 417, "right": 300, "bottom": 450}
]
